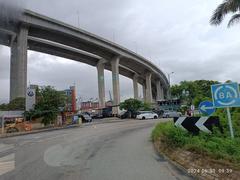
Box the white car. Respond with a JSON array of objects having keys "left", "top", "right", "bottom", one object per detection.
[
  {"left": 136, "top": 111, "right": 158, "bottom": 120},
  {"left": 162, "top": 111, "right": 182, "bottom": 118}
]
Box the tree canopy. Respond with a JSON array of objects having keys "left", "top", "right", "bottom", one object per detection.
[
  {"left": 119, "top": 98, "right": 151, "bottom": 113},
  {"left": 210, "top": 0, "right": 240, "bottom": 27},
  {"left": 25, "top": 86, "right": 66, "bottom": 125},
  {"left": 120, "top": 98, "right": 143, "bottom": 112},
  {"left": 171, "top": 80, "right": 220, "bottom": 106},
  {"left": 0, "top": 97, "right": 25, "bottom": 111}
]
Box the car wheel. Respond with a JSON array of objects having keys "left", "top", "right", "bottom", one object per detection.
[
  {"left": 154, "top": 116, "right": 157, "bottom": 119},
  {"left": 142, "top": 117, "right": 145, "bottom": 120}
]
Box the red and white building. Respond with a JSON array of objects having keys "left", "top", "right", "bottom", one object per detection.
[{"left": 80, "top": 101, "right": 113, "bottom": 112}]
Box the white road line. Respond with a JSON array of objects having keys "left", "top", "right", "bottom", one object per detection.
[
  {"left": 0, "top": 144, "right": 14, "bottom": 154},
  {"left": 0, "top": 153, "right": 15, "bottom": 176}
]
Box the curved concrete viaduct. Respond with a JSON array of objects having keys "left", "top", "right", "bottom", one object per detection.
[{"left": 0, "top": 10, "right": 169, "bottom": 115}]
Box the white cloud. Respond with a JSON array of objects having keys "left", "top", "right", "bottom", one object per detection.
[{"left": 1, "top": 0, "right": 240, "bottom": 103}]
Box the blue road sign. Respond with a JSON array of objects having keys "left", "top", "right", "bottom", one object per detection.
[
  {"left": 199, "top": 101, "right": 215, "bottom": 116},
  {"left": 211, "top": 82, "right": 240, "bottom": 108}
]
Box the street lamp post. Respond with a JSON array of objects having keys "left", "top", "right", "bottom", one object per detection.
[{"left": 167, "top": 72, "right": 174, "bottom": 110}]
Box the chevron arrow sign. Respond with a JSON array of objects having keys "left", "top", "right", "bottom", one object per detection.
[{"left": 173, "top": 116, "right": 220, "bottom": 134}]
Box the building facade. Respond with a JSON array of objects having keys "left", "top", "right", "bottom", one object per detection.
[
  {"left": 80, "top": 100, "right": 113, "bottom": 112},
  {"left": 64, "top": 86, "right": 77, "bottom": 112}
]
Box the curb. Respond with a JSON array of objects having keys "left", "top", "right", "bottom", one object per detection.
[
  {"left": 0, "top": 118, "right": 127, "bottom": 138},
  {"left": 152, "top": 141, "right": 200, "bottom": 180},
  {"left": 0, "top": 124, "right": 81, "bottom": 138}
]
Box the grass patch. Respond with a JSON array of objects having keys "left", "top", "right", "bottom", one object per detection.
[{"left": 152, "top": 122, "right": 240, "bottom": 165}]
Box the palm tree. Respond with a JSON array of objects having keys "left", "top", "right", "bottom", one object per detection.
[{"left": 210, "top": 0, "right": 240, "bottom": 27}]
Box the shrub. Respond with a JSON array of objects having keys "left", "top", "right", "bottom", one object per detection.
[{"left": 152, "top": 121, "right": 240, "bottom": 164}]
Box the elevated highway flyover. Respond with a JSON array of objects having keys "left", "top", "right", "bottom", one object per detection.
[{"left": 0, "top": 9, "right": 169, "bottom": 115}]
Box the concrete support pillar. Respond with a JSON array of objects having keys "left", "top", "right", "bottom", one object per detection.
[
  {"left": 145, "top": 72, "right": 152, "bottom": 103},
  {"left": 142, "top": 83, "right": 146, "bottom": 102},
  {"left": 10, "top": 25, "right": 28, "bottom": 101},
  {"left": 160, "top": 87, "right": 164, "bottom": 100},
  {"left": 97, "top": 60, "right": 106, "bottom": 108},
  {"left": 133, "top": 74, "right": 139, "bottom": 99},
  {"left": 156, "top": 80, "right": 162, "bottom": 101},
  {"left": 162, "top": 88, "right": 168, "bottom": 100},
  {"left": 111, "top": 56, "right": 120, "bottom": 115},
  {"left": 167, "top": 88, "right": 171, "bottom": 99}
]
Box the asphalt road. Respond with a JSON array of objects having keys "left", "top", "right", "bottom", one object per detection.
[{"left": 0, "top": 119, "right": 193, "bottom": 180}]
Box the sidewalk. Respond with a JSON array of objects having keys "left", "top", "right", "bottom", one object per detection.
[
  {"left": 0, "top": 117, "right": 127, "bottom": 138},
  {"left": 0, "top": 124, "right": 81, "bottom": 138}
]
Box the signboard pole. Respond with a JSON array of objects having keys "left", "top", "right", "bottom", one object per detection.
[{"left": 226, "top": 107, "right": 234, "bottom": 139}]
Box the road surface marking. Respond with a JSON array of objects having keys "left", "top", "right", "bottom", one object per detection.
[
  {"left": 0, "top": 144, "right": 14, "bottom": 154},
  {"left": 0, "top": 153, "right": 15, "bottom": 176}
]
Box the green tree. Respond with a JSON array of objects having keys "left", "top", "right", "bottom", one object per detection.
[
  {"left": 119, "top": 98, "right": 151, "bottom": 117},
  {"left": 120, "top": 98, "right": 143, "bottom": 112},
  {"left": 171, "top": 80, "right": 219, "bottom": 106},
  {"left": 25, "top": 86, "right": 66, "bottom": 125},
  {"left": 8, "top": 97, "right": 25, "bottom": 110},
  {"left": 0, "top": 103, "right": 8, "bottom": 110},
  {"left": 143, "top": 102, "right": 151, "bottom": 111},
  {"left": 0, "top": 97, "right": 25, "bottom": 110},
  {"left": 210, "top": 0, "right": 240, "bottom": 27}
]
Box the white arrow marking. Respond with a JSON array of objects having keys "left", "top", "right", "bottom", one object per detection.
[
  {"left": 175, "top": 117, "right": 187, "bottom": 131},
  {"left": 195, "top": 117, "right": 211, "bottom": 133},
  {"left": 200, "top": 105, "right": 214, "bottom": 112}
]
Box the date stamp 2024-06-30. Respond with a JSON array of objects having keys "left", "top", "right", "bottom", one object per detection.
[{"left": 188, "top": 168, "right": 233, "bottom": 175}]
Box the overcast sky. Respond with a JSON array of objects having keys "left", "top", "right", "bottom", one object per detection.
[{"left": 1, "top": 0, "right": 240, "bottom": 103}]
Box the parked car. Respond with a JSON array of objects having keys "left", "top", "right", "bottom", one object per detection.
[
  {"left": 162, "top": 111, "right": 182, "bottom": 118},
  {"left": 118, "top": 111, "right": 130, "bottom": 119},
  {"left": 92, "top": 113, "right": 103, "bottom": 119},
  {"left": 78, "top": 113, "right": 92, "bottom": 123},
  {"left": 102, "top": 107, "right": 113, "bottom": 118},
  {"left": 152, "top": 109, "right": 164, "bottom": 117},
  {"left": 136, "top": 111, "right": 158, "bottom": 120},
  {"left": 82, "top": 112, "right": 93, "bottom": 118}
]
